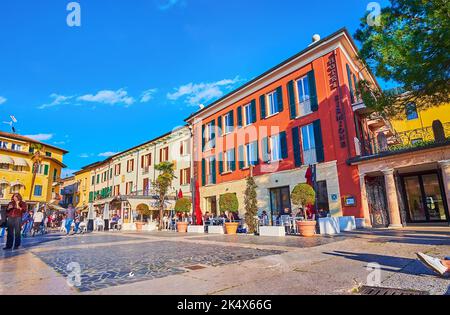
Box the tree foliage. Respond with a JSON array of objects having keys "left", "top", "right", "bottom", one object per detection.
[
  {"left": 291, "top": 184, "right": 316, "bottom": 219},
  {"left": 354, "top": 0, "right": 450, "bottom": 116},
  {"left": 219, "top": 193, "right": 239, "bottom": 213},
  {"left": 153, "top": 162, "right": 176, "bottom": 230},
  {"left": 175, "top": 197, "right": 192, "bottom": 213},
  {"left": 244, "top": 176, "right": 258, "bottom": 234}
]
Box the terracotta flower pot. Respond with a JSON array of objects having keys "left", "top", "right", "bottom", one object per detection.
[
  {"left": 177, "top": 222, "right": 189, "bottom": 233},
  {"left": 135, "top": 222, "right": 145, "bottom": 231},
  {"left": 296, "top": 221, "right": 317, "bottom": 237},
  {"left": 225, "top": 222, "right": 239, "bottom": 235}
]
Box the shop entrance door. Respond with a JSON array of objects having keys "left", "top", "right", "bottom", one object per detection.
[
  {"left": 402, "top": 172, "right": 449, "bottom": 223},
  {"left": 269, "top": 187, "right": 292, "bottom": 224}
]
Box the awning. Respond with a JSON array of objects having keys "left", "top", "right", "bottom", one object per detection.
[
  {"left": 0, "top": 178, "right": 9, "bottom": 185},
  {"left": 10, "top": 181, "right": 25, "bottom": 188},
  {"left": 0, "top": 155, "right": 14, "bottom": 165},
  {"left": 93, "top": 197, "right": 116, "bottom": 206},
  {"left": 13, "top": 157, "right": 29, "bottom": 167}
]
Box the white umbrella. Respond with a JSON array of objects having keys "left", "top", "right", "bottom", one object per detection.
[
  {"left": 87, "top": 203, "right": 95, "bottom": 220},
  {"left": 103, "top": 203, "right": 110, "bottom": 220}
]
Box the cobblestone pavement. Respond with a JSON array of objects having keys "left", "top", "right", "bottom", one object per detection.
[{"left": 1, "top": 227, "right": 449, "bottom": 295}]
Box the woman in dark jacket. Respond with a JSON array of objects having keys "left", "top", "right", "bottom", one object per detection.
[{"left": 4, "top": 193, "right": 28, "bottom": 250}]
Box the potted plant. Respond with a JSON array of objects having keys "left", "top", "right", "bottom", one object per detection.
[
  {"left": 291, "top": 183, "right": 317, "bottom": 237},
  {"left": 174, "top": 197, "right": 192, "bottom": 233},
  {"left": 219, "top": 193, "right": 239, "bottom": 235},
  {"left": 135, "top": 205, "right": 151, "bottom": 231}
]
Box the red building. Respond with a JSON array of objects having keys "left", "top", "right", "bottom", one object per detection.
[{"left": 186, "top": 28, "right": 381, "bottom": 224}]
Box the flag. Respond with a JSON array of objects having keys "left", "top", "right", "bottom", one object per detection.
[{"left": 10, "top": 115, "right": 17, "bottom": 123}]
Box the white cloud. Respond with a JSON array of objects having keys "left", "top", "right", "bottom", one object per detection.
[
  {"left": 167, "top": 76, "right": 241, "bottom": 106},
  {"left": 79, "top": 153, "right": 90, "bottom": 158},
  {"left": 0, "top": 96, "right": 7, "bottom": 105},
  {"left": 24, "top": 133, "right": 54, "bottom": 141},
  {"left": 38, "top": 94, "right": 73, "bottom": 110},
  {"left": 98, "top": 152, "right": 117, "bottom": 157},
  {"left": 140, "top": 88, "right": 158, "bottom": 103},
  {"left": 78, "top": 89, "right": 135, "bottom": 107}
]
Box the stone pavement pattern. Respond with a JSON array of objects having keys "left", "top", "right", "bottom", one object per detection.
[{"left": 0, "top": 228, "right": 449, "bottom": 295}]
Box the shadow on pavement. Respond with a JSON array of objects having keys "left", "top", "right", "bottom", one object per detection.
[
  {"left": 343, "top": 230, "right": 450, "bottom": 246},
  {"left": 323, "top": 250, "right": 438, "bottom": 277},
  {"left": 0, "top": 233, "right": 63, "bottom": 259}
]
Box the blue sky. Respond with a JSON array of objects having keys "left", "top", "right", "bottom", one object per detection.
[{"left": 0, "top": 0, "right": 391, "bottom": 177}]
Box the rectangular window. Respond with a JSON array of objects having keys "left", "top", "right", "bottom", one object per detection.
[
  {"left": 113, "top": 185, "right": 120, "bottom": 196},
  {"left": 127, "top": 159, "right": 134, "bottom": 173},
  {"left": 141, "top": 153, "right": 152, "bottom": 168},
  {"left": 126, "top": 181, "right": 133, "bottom": 195},
  {"left": 301, "top": 124, "right": 317, "bottom": 165},
  {"left": 267, "top": 90, "right": 279, "bottom": 116},
  {"left": 11, "top": 143, "right": 22, "bottom": 151},
  {"left": 224, "top": 149, "right": 235, "bottom": 172},
  {"left": 406, "top": 102, "right": 419, "bottom": 120},
  {"left": 269, "top": 134, "right": 282, "bottom": 162},
  {"left": 45, "top": 152, "right": 52, "bottom": 157},
  {"left": 160, "top": 147, "right": 169, "bottom": 162},
  {"left": 0, "top": 141, "right": 8, "bottom": 149},
  {"left": 53, "top": 169, "right": 58, "bottom": 181},
  {"left": 115, "top": 164, "right": 121, "bottom": 176},
  {"left": 92, "top": 176, "right": 95, "bottom": 185},
  {"left": 223, "top": 112, "right": 233, "bottom": 134},
  {"left": 0, "top": 163, "right": 9, "bottom": 170},
  {"left": 206, "top": 157, "right": 215, "bottom": 185},
  {"left": 180, "top": 168, "right": 191, "bottom": 186},
  {"left": 295, "top": 76, "right": 312, "bottom": 117},
  {"left": 180, "top": 140, "right": 190, "bottom": 156},
  {"left": 13, "top": 165, "right": 24, "bottom": 172},
  {"left": 243, "top": 103, "right": 253, "bottom": 126},
  {"left": 96, "top": 174, "right": 100, "bottom": 184},
  {"left": 34, "top": 185, "right": 43, "bottom": 197},
  {"left": 245, "top": 142, "right": 257, "bottom": 167}
]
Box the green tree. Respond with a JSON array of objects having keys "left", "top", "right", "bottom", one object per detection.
[
  {"left": 153, "top": 162, "right": 176, "bottom": 230},
  {"left": 219, "top": 193, "right": 239, "bottom": 213},
  {"left": 175, "top": 197, "right": 192, "bottom": 214},
  {"left": 244, "top": 176, "right": 258, "bottom": 234},
  {"left": 354, "top": 0, "right": 450, "bottom": 116},
  {"left": 291, "top": 184, "right": 316, "bottom": 220}
]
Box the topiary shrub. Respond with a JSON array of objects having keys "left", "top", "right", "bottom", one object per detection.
[
  {"left": 291, "top": 184, "right": 316, "bottom": 220},
  {"left": 175, "top": 198, "right": 192, "bottom": 213},
  {"left": 219, "top": 193, "right": 239, "bottom": 213}
]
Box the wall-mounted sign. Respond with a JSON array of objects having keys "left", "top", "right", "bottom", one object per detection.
[
  {"left": 327, "top": 54, "right": 339, "bottom": 90},
  {"left": 344, "top": 196, "right": 356, "bottom": 207},
  {"left": 331, "top": 194, "right": 338, "bottom": 202}
]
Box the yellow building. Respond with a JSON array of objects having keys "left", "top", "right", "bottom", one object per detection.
[
  {"left": 73, "top": 161, "right": 101, "bottom": 209},
  {"left": 0, "top": 131, "right": 68, "bottom": 209},
  {"left": 390, "top": 102, "right": 450, "bottom": 144}
]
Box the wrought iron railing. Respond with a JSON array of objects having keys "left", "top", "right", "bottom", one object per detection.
[{"left": 361, "top": 123, "right": 450, "bottom": 156}]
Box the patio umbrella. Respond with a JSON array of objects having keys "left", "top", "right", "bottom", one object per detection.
[
  {"left": 194, "top": 180, "right": 203, "bottom": 225},
  {"left": 304, "top": 165, "right": 314, "bottom": 219},
  {"left": 87, "top": 203, "right": 95, "bottom": 232},
  {"left": 103, "top": 203, "right": 110, "bottom": 231},
  {"left": 178, "top": 189, "right": 183, "bottom": 200}
]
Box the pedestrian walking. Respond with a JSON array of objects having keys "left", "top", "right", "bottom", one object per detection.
[
  {"left": 3, "top": 193, "right": 28, "bottom": 250},
  {"left": 0, "top": 206, "right": 7, "bottom": 238},
  {"left": 74, "top": 210, "right": 81, "bottom": 234},
  {"left": 21, "top": 210, "right": 34, "bottom": 238},
  {"left": 32, "top": 209, "right": 44, "bottom": 237},
  {"left": 65, "top": 204, "right": 76, "bottom": 235}
]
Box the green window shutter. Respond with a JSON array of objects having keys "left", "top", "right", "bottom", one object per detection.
[
  {"left": 89, "top": 192, "right": 93, "bottom": 202},
  {"left": 237, "top": 106, "right": 243, "bottom": 128},
  {"left": 262, "top": 137, "right": 270, "bottom": 163},
  {"left": 276, "top": 86, "right": 284, "bottom": 113},
  {"left": 238, "top": 145, "right": 245, "bottom": 170},
  {"left": 280, "top": 131, "right": 288, "bottom": 159},
  {"left": 218, "top": 152, "right": 224, "bottom": 175},
  {"left": 352, "top": 73, "right": 359, "bottom": 101},
  {"left": 346, "top": 64, "right": 355, "bottom": 104},
  {"left": 313, "top": 120, "right": 325, "bottom": 163},
  {"left": 292, "top": 127, "right": 302, "bottom": 167},
  {"left": 251, "top": 141, "right": 259, "bottom": 166},
  {"left": 231, "top": 148, "right": 237, "bottom": 172},
  {"left": 251, "top": 99, "right": 257, "bottom": 124},
  {"left": 44, "top": 165, "right": 49, "bottom": 176},
  {"left": 211, "top": 120, "right": 216, "bottom": 149},
  {"left": 260, "top": 94, "right": 266, "bottom": 120},
  {"left": 217, "top": 116, "right": 223, "bottom": 137},
  {"left": 229, "top": 110, "right": 235, "bottom": 132},
  {"left": 202, "top": 124, "right": 206, "bottom": 152},
  {"left": 201, "top": 158, "right": 206, "bottom": 186},
  {"left": 308, "top": 70, "right": 318, "bottom": 112},
  {"left": 211, "top": 158, "right": 217, "bottom": 184},
  {"left": 287, "top": 81, "right": 297, "bottom": 119}
]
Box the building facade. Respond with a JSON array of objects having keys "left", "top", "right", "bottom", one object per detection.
[
  {"left": 186, "top": 29, "right": 382, "bottom": 224},
  {"left": 0, "top": 131, "right": 68, "bottom": 209},
  {"left": 77, "top": 126, "right": 192, "bottom": 227}
]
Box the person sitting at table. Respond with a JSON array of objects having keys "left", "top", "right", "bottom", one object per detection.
[{"left": 110, "top": 214, "right": 120, "bottom": 230}]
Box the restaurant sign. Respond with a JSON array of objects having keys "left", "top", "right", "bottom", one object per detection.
[{"left": 328, "top": 53, "right": 347, "bottom": 149}]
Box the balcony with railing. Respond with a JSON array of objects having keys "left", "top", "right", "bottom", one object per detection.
[{"left": 357, "top": 122, "right": 450, "bottom": 159}]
